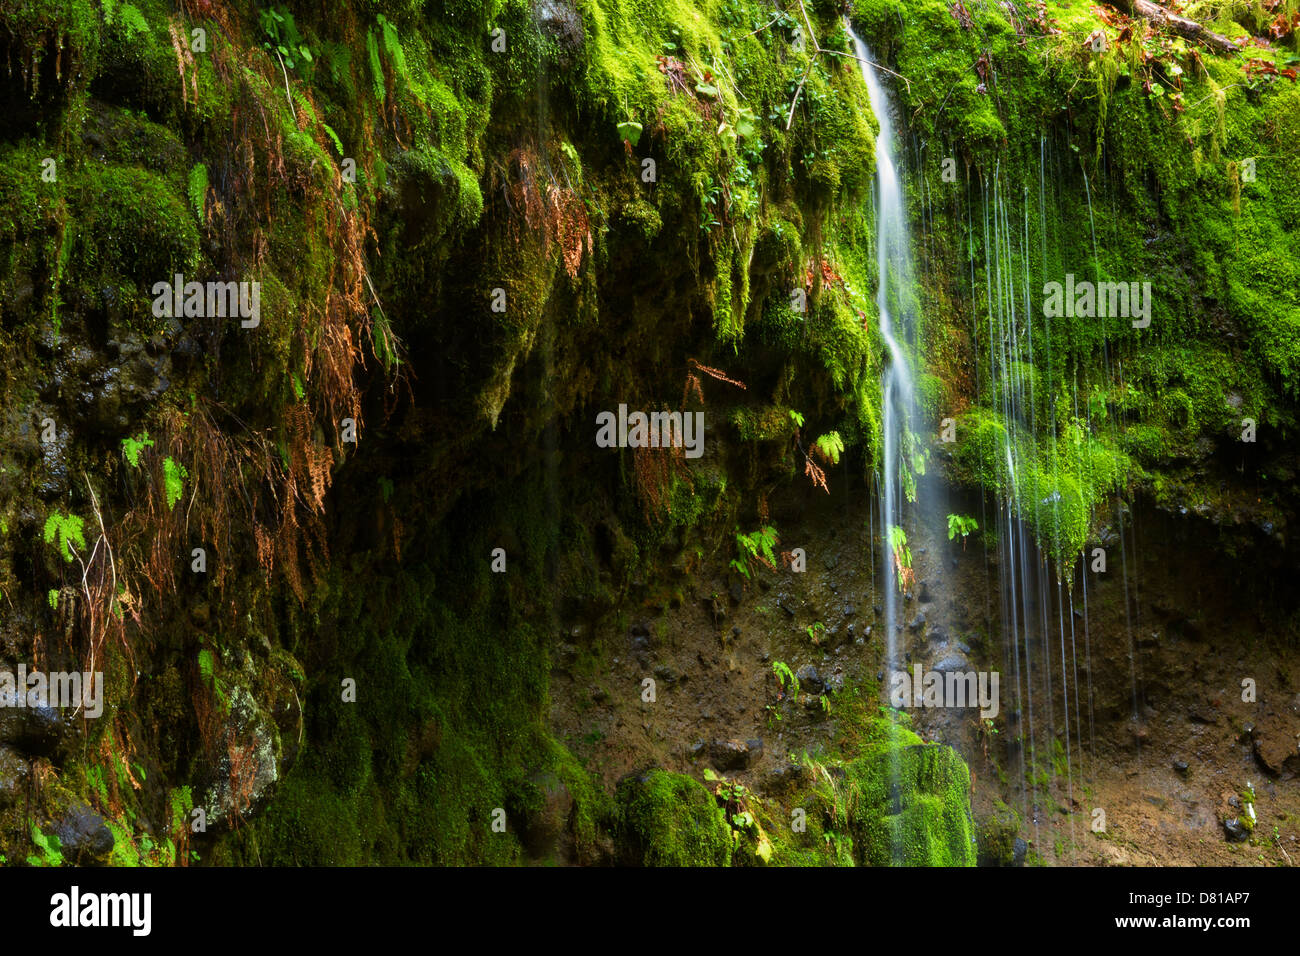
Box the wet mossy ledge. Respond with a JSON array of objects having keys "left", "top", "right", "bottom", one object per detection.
[{"left": 0, "top": 0, "right": 1295, "bottom": 867}]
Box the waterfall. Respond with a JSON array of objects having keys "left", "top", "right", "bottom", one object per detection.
[{"left": 850, "top": 25, "right": 920, "bottom": 863}]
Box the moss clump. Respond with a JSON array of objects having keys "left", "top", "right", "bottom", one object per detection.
[
  {"left": 835, "top": 716, "right": 976, "bottom": 866},
  {"left": 617, "top": 770, "right": 733, "bottom": 866}
]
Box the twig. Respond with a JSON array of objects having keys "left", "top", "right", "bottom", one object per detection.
[
  {"left": 737, "top": 12, "right": 782, "bottom": 41},
  {"left": 274, "top": 49, "right": 295, "bottom": 118},
  {"left": 820, "top": 48, "right": 912, "bottom": 94}
]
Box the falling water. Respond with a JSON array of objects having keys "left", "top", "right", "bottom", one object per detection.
[{"left": 850, "top": 26, "right": 918, "bottom": 862}]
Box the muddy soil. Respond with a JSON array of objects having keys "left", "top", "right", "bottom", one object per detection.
[{"left": 550, "top": 470, "right": 1300, "bottom": 865}]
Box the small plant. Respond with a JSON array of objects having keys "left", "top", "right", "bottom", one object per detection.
[
  {"left": 47, "top": 588, "right": 58, "bottom": 611},
  {"left": 947, "top": 513, "right": 979, "bottom": 549},
  {"left": 788, "top": 410, "right": 804, "bottom": 428},
  {"left": 163, "top": 456, "right": 188, "bottom": 511},
  {"left": 121, "top": 430, "right": 154, "bottom": 467},
  {"left": 888, "top": 525, "right": 913, "bottom": 593},
  {"left": 806, "top": 621, "right": 826, "bottom": 646},
  {"left": 27, "top": 825, "right": 63, "bottom": 867},
  {"left": 43, "top": 512, "right": 85, "bottom": 563},
  {"left": 813, "top": 431, "right": 844, "bottom": 465},
  {"left": 730, "top": 525, "right": 779, "bottom": 580},
  {"left": 260, "top": 6, "right": 313, "bottom": 71},
  {"left": 772, "top": 660, "right": 799, "bottom": 700}
]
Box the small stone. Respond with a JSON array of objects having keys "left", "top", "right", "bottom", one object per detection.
[
  {"left": 795, "top": 665, "right": 824, "bottom": 696},
  {"left": 1223, "top": 818, "right": 1250, "bottom": 842},
  {"left": 908, "top": 610, "right": 926, "bottom": 632},
  {"left": 843, "top": 604, "right": 856, "bottom": 618},
  {"left": 1173, "top": 759, "right": 1189, "bottom": 775}
]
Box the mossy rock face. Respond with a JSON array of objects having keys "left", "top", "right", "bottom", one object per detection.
[
  {"left": 616, "top": 769, "right": 733, "bottom": 866},
  {"left": 844, "top": 735, "right": 976, "bottom": 867}
]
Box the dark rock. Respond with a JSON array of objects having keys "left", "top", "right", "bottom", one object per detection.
[
  {"left": 823, "top": 553, "right": 838, "bottom": 570},
  {"left": 630, "top": 622, "right": 650, "bottom": 638},
  {"left": 0, "top": 746, "right": 26, "bottom": 807},
  {"left": 824, "top": 672, "right": 845, "bottom": 694},
  {"left": 908, "top": 611, "right": 926, "bottom": 632},
  {"left": 795, "top": 665, "right": 824, "bottom": 696},
  {"left": 653, "top": 664, "right": 679, "bottom": 684},
  {"left": 0, "top": 691, "right": 71, "bottom": 760},
  {"left": 843, "top": 604, "right": 856, "bottom": 618},
  {"left": 690, "top": 740, "right": 706, "bottom": 757},
  {"left": 519, "top": 770, "right": 574, "bottom": 858},
  {"left": 533, "top": 0, "right": 585, "bottom": 57},
  {"left": 710, "top": 738, "right": 762, "bottom": 771},
  {"left": 1173, "top": 759, "right": 1189, "bottom": 775},
  {"left": 729, "top": 580, "right": 744, "bottom": 604},
  {"left": 52, "top": 803, "right": 114, "bottom": 865},
  {"left": 1223, "top": 818, "right": 1250, "bottom": 842},
  {"left": 918, "top": 580, "right": 934, "bottom": 603},
  {"left": 1013, "top": 837, "right": 1027, "bottom": 865},
  {"left": 764, "top": 762, "right": 806, "bottom": 794}
]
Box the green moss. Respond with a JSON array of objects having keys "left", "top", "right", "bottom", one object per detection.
[{"left": 617, "top": 770, "right": 733, "bottom": 866}]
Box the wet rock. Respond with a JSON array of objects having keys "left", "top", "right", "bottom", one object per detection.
[
  {"left": 843, "top": 603, "right": 856, "bottom": 618},
  {"left": 928, "top": 624, "right": 948, "bottom": 644},
  {"left": 653, "top": 664, "right": 680, "bottom": 684},
  {"left": 1223, "top": 818, "right": 1250, "bottom": 842},
  {"left": 1013, "top": 837, "right": 1027, "bottom": 866},
  {"left": 710, "top": 738, "right": 762, "bottom": 771},
  {"left": 957, "top": 641, "right": 971, "bottom": 654},
  {"left": 52, "top": 803, "right": 114, "bottom": 865},
  {"left": 0, "top": 746, "right": 26, "bottom": 807},
  {"left": 824, "top": 672, "right": 845, "bottom": 694},
  {"left": 908, "top": 610, "right": 926, "bottom": 632},
  {"left": 197, "top": 682, "right": 281, "bottom": 830},
  {"left": 763, "top": 762, "right": 806, "bottom": 795},
  {"left": 534, "top": 0, "right": 585, "bottom": 57},
  {"left": 0, "top": 691, "right": 72, "bottom": 760},
  {"left": 932, "top": 654, "right": 967, "bottom": 673},
  {"left": 519, "top": 770, "right": 574, "bottom": 859},
  {"left": 795, "top": 665, "right": 824, "bottom": 696},
  {"left": 690, "top": 740, "right": 706, "bottom": 757},
  {"left": 918, "top": 580, "right": 934, "bottom": 603},
  {"left": 1173, "top": 759, "right": 1189, "bottom": 776}
]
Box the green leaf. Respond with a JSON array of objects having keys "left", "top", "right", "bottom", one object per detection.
[
  {"left": 617, "top": 120, "right": 642, "bottom": 147},
  {"left": 163, "top": 457, "right": 188, "bottom": 511}
]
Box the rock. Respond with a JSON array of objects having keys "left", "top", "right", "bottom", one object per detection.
[
  {"left": 0, "top": 746, "right": 26, "bottom": 807},
  {"left": 1013, "top": 837, "right": 1027, "bottom": 865},
  {"left": 1173, "top": 759, "right": 1189, "bottom": 775},
  {"left": 843, "top": 603, "right": 856, "bottom": 618},
  {"left": 689, "top": 740, "right": 706, "bottom": 757},
  {"left": 653, "top": 664, "right": 679, "bottom": 684},
  {"left": 795, "top": 665, "right": 824, "bottom": 696},
  {"left": 630, "top": 621, "right": 650, "bottom": 638},
  {"left": 1223, "top": 818, "right": 1250, "bottom": 842},
  {"left": 824, "top": 672, "right": 845, "bottom": 694},
  {"left": 197, "top": 683, "right": 281, "bottom": 829},
  {"left": 52, "top": 803, "right": 114, "bottom": 865},
  {"left": 918, "top": 580, "right": 934, "bottom": 603},
  {"left": 519, "top": 770, "right": 573, "bottom": 859},
  {"left": 729, "top": 580, "right": 744, "bottom": 605},
  {"left": 928, "top": 624, "right": 948, "bottom": 644},
  {"left": 908, "top": 610, "right": 926, "bottom": 632},
  {"left": 533, "top": 0, "right": 585, "bottom": 57},
  {"left": 710, "top": 738, "right": 762, "bottom": 771},
  {"left": 764, "top": 762, "right": 806, "bottom": 794},
  {"left": 0, "top": 690, "right": 71, "bottom": 760},
  {"left": 932, "top": 654, "right": 967, "bottom": 673},
  {"left": 823, "top": 553, "right": 839, "bottom": 570}
]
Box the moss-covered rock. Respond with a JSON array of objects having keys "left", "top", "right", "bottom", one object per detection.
[{"left": 617, "top": 769, "right": 733, "bottom": 866}]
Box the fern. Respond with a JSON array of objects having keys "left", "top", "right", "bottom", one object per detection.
[
  {"left": 198, "top": 648, "right": 215, "bottom": 685},
  {"left": 772, "top": 660, "right": 799, "bottom": 699},
  {"left": 814, "top": 430, "right": 844, "bottom": 465},
  {"left": 27, "top": 825, "right": 63, "bottom": 867},
  {"left": 163, "top": 457, "right": 188, "bottom": 511},
  {"left": 122, "top": 430, "right": 154, "bottom": 467},
  {"left": 186, "top": 163, "right": 208, "bottom": 222},
  {"left": 43, "top": 512, "right": 85, "bottom": 563},
  {"left": 366, "top": 29, "right": 385, "bottom": 103}
]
